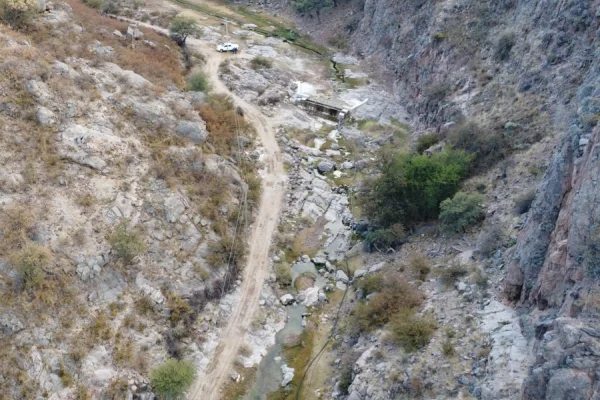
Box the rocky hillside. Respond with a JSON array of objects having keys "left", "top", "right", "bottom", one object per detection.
[{"left": 0, "top": 2, "right": 261, "bottom": 398}]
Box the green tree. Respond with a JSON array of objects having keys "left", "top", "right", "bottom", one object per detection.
[
  {"left": 365, "top": 149, "right": 472, "bottom": 228},
  {"left": 439, "top": 191, "right": 485, "bottom": 233},
  {"left": 108, "top": 219, "right": 147, "bottom": 265},
  {"left": 169, "top": 16, "right": 200, "bottom": 46},
  {"left": 150, "top": 359, "right": 196, "bottom": 400}
]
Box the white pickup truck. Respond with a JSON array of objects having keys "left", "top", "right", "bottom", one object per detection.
[{"left": 216, "top": 43, "right": 239, "bottom": 53}]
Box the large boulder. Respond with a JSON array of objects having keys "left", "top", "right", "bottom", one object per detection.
[
  {"left": 317, "top": 161, "right": 336, "bottom": 174},
  {"left": 36, "top": 106, "right": 55, "bottom": 126},
  {"left": 335, "top": 269, "right": 349, "bottom": 283},
  {"left": 545, "top": 369, "right": 592, "bottom": 400},
  {"left": 279, "top": 294, "right": 295, "bottom": 305},
  {"left": 175, "top": 121, "right": 208, "bottom": 143},
  {"left": 126, "top": 25, "right": 144, "bottom": 40}
]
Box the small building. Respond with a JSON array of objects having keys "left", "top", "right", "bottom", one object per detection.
[{"left": 297, "top": 96, "right": 350, "bottom": 121}]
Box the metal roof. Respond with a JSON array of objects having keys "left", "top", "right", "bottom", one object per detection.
[{"left": 304, "top": 96, "right": 349, "bottom": 111}]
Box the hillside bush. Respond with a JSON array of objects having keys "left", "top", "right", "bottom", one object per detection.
[
  {"left": 249, "top": 56, "right": 272, "bottom": 70},
  {"left": 109, "top": 219, "right": 147, "bottom": 265},
  {"left": 495, "top": 32, "right": 516, "bottom": 61},
  {"left": 477, "top": 224, "right": 504, "bottom": 258},
  {"left": 187, "top": 71, "right": 211, "bottom": 92},
  {"left": 409, "top": 253, "right": 431, "bottom": 281},
  {"left": 388, "top": 310, "right": 436, "bottom": 352},
  {"left": 439, "top": 191, "right": 485, "bottom": 233},
  {"left": 150, "top": 359, "right": 196, "bottom": 400},
  {"left": 1, "top": 0, "right": 38, "bottom": 29},
  {"left": 437, "top": 262, "right": 469, "bottom": 287},
  {"left": 364, "top": 149, "right": 472, "bottom": 228},
  {"left": 416, "top": 133, "right": 440, "bottom": 154},
  {"left": 275, "top": 263, "right": 292, "bottom": 287},
  {"left": 352, "top": 276, "right": 422, "bottom": 333},
  {"left": 445, "top": 121, "right": 506, "bottom": 170},
  {"left": 10, "top": 244, "right": 52, "bottom": 290},
  {"left": 207, "top": 235, "right": 246, "bottom": 268},
  {"left": 364, "top": 223, "right": 406, "bottom": 252}
]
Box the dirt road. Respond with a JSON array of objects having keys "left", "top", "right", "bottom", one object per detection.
[
  {"left": 120, "top": 19, "right": 285, "bottom": 399},
  {"left": 187, "top": 43, "right": 285, "bottom": 400}
]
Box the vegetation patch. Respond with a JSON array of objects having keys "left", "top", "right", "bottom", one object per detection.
[
  {"left": 187, "top": 71, "right": 211, "bottom": 92},
  {"left": 388, "top": 310, "right": 436, "bottom": 352},
  {"left": 364, "top": 149, "right": 472, "bottom": 229},
  {"left": 108, "top": 219, "right": 147, "bottom": 265},
  {"left": 439, "top": 191, "right": 485, "bottom": 233},
  {"left": 150, "top": 359, "right": 196, "bottom": 400},
  {"left": 250, "top": 56, "right": 273, "bottom": 70}
]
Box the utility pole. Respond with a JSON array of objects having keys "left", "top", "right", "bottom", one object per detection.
[{"left": 224, "top": 18, "right": 229, "bottom": 36}]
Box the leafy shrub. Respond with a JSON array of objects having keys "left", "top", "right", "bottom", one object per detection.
[
  {"left": 441, "top": 339, "right": 455, "bottom": 357},
  {"left": 445, "top": 121, "right": 506, "bottom": 170},
  {"left": 364, "top": 150, "right": 472, "bottom": 228},
  {"left": 150, "top": 359, "right": 196, "bottom": 400},
  {"left": 364, "top": 223, "right": 407, "bottom": 252},
  {"left": 85, "top": 0, "right": 103, "bottom": 9},
  {"left": 275, "top": 263, "right": 292, "bottom": 287},
  {"left": 108, "top": 219, "right": 147, "bottom": 265},
  {"left": 388, "top": 310, "right": 436, "bottom": 352},
  {"left": 101, "top": 1, "right": 119, "bottom": 14},
  {"left": 356, "top": 274, "right": 383, "bottom": 296},
  {"left": 338, "top": 363, "right": 353, "bottom": 395},
  {"left": 187, "top": 71, "right": 211, "bottom": 92},
  {"left": 416, "top": 133, "right": 440, "bottom": 154},
  {"left": 167, "top": 294, "right": 193, "bottom": 325},
  {"left": 514, "top": 190, "right": 535, "bottom": 214},
  {"left": 10, "top": 244, "right": 52, "bottom": 290},
  {"left": 495, "top": 32, "right": 516, "bottom": 61},
  {"left": 423, "top": 82, "right": 451, "bottom": 104},
  {"left": 0, "top": 0, "right": 38, "bottom": 28},
  {"left": 439, "top": 191, "right": 485, "bottom": 233},
  {"left": 477, "top": 224, "right": 504, "bottom": 258},
  {"left": 437, "top": 262, "right": 469, "bottom": 287},
  {"left": 352, "top": 276, "right": 422, "bottom": 333},
  {"left": 409, "top": 253, "right": 431, "bottom": 281},
  {"left": 328, "top": 32, "right": 347, "bottom": 49},
  {"left": 207, "top": 235, "right": 246, "bottom": 268},
  {"left": 249, "top": 56, "right": 272, "bottom": 70},
  {"left": 291, "top": 0, "right": 333, "bottom": 15}
]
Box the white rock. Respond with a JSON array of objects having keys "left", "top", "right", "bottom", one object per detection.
[
  {"left": 279, "top": 294, "right": 295, "bottom": 305},
  {"left": 368, "top": 262, "right": 385, "bottom": 273},
  {"left": 354, "top": 269, "right": 367, "bottom": 278},
  {"left": 335, "top": 270, "right": 349, "bottom": 283},
  {"left": 36, "top": 106, "right": 55, "bottom": 126},
  {"left": 281, "top": 366, "right": 294, "bottom": 387}
]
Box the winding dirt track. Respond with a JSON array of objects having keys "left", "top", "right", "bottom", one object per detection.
[
  {"left": 187, "top": 43, "right": 285, "bottom": 400},
  {"left": 121, "top": 18, "right": 285, "bottom": 398}
]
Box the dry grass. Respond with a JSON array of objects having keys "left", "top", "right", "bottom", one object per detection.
[
  {"left": 28, "top": 0, "right": 185, "bottom": 88},
  {"left": 0, "top": 204, "right": 36, "bottom": 252}
]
